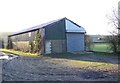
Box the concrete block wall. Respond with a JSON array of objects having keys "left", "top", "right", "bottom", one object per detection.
[{"left": 51, "top": 40, "right": 66, "bottom": 53}]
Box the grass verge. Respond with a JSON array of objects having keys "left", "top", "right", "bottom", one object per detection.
[
  {"left": 63, "top": 59, "right": 118, "bottom": 71},
  {"left": 0, "top": 49, "right": 41, "bottom": 57},
  {"left": 86, "top": 43, "right": 113, "bottom": 53},
  {"left": 92, "top": 43, "right": 112, "bottom": 53}
]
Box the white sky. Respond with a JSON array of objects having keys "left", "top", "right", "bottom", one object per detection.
[{"left": 0, "top": 0, "right": 119, "bottom": 35}]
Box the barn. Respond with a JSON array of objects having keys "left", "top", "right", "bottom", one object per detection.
[{"left": 8, "top": 17, "right": 86, "bottom": 54}]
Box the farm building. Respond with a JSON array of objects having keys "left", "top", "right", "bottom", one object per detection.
[{"left": 8, "top": 17, "right": 86, "bottom": 54}]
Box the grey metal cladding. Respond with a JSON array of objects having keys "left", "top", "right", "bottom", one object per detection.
[{"left": 45, "top": 19, "right": 66, "bottom": 40}]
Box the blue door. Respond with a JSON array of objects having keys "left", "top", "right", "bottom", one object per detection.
[{"left": 66, "top": 33, "right": 84, "bottom": 52}]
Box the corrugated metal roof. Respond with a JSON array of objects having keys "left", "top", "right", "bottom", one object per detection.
[
  {"left": 9, "top": 17, "right": 65, "bottom": 36},
  {"left": 9, "top": 17, "right": 86, "bottom": 36}
]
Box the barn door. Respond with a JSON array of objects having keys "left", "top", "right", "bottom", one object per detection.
[{"left": 66, "top": 33, "right": 84, "bottom": 52}]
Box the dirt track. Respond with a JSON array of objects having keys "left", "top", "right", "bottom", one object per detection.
[{"left": 2, "top": 53, "right": 119, "bottom": 81}]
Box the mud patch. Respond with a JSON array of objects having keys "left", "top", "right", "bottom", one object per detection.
[{"left": 81, "top": 70, "right": 110, "bottom": 79}]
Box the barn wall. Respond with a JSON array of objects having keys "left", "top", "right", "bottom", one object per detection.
[
  {"left": 10, "top": 31, "right": 36, "bottom": 52},
  {"left": 10, "top": 29, "right": 45, "bottom": 53},
  {"left": 45, "top": 40, "right": 66, "bottom": 54},
  {"left": 45, "top": 20, "right": 66, "bottom": 53},
  {"left": 10, "top": 32, "right": 35, "bottom": 42},
  {"left": 45, "top": 19, "right": 66, "bottom": 40},
  {"left": 45, "top": 40, "right": 51, "bottom": 54},
  {"left": 65, "top": 19, "right": 85, "bottom": 53},
  {"left": 45, "top": 19, "right": 67, "bottom": 53},
  {"left": 12, "top": 41, "right": 30, "bottom": 52},
  {"left": 51, "top": 40, "right": 66, "bottom": 53}
]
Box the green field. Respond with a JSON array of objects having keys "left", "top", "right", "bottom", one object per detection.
[{"left": 87, "top": 43, "right": 112, "bottom": 53}]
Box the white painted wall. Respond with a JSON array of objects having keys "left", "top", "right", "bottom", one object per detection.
[
  {"left": 65, "top": 19, "right": 86, "bottom": 33},
  {"left": 45, "top": 40, "right": 51, "bottom": 54}
]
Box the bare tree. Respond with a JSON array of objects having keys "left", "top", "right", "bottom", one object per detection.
[
  {"left": 105, "top": 35, "right": 118, "bottom": 53},
  {"left": 118, "top": 2, "right": 120, "bottom": 52},
  {"left": 106, "top": 4, "right": 120, "bottom": 53}
]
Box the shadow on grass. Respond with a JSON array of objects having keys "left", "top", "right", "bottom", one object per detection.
[{"left": 44, "top": 52, "right": 118, "bottom": 65}]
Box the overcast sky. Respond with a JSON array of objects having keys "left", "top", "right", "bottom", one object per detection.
[{"left": 0, "top": 0, "right": 119, "bottom": 35}]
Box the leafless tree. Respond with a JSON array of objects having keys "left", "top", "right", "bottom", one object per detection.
[{"left": 106, "top": 5, "right": 120, "bottom": 53}]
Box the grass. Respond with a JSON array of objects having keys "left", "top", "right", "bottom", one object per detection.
[
  {"left": 63, "top": 59, "right": 118, "bottom": 71},
  {"left": 0, "top": 49, "right": 41, "bottom": 57},
  {"left": 86, "top": 43, "right": 115, "bottom": 56},
  {"left": 92, "top": 43, "right": 112, "bottom": 53}
]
